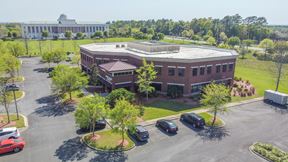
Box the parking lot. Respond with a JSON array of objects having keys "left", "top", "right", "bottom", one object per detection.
[{"left": 1, "top": 57, "right": 288, "bottom": 162}]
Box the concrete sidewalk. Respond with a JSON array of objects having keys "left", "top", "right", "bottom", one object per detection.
[{"left": 139, "top": 97, "right": 264, "bottom": 126}]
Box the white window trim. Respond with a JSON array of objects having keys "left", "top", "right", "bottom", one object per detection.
[
  {"left": 222, "top": 63, "right": 228, "bottom": 65},
  {"left": 155, "top": 65, "right": 163, "bottom": 67},
  {"left": 206, "top": 65, "right": 213, "bottom": 67},
  {"left": 200, "top": 65, "right": 206, "bottom": 68},
  {"left": 191, "top": 66, "right": 199, "bottom": 69},
  {"left": 177, "top": 66, "right": 186, "bottom": 69},
  {"left": 215, "top": 64, "right": 221, "bottom": 66},
  {"left": 168, "top": 66, "right": 176, "bottom": 68},
  {"left": 191, "top": 78, "right": 232, "bottom": 86},
  {"left": 103, "top": 58, "right": 110, "bottom": 60},
  {"left": 167, "top": 83, "right": 185, "bottom": 86},
  {"left": 115, "top": 81, "right": 132, "bottom": 85},
  {"left": 152, "top": 82, "right": 163, "bottom": 84}
]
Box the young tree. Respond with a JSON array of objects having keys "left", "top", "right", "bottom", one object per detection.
[
  {"left": 219, "top": 32, "right": 228, "bottom": 43},
  {"left": 239, "top": 44, "right": 248, "bottom": 59},
  {"left": 65, "top": 31, "right": 72, "bottom": 40},
  {"left": 88, "top": 65, "right": 99, "bottom": 86},
  {"left": 151, "top": 32, "right": 164, "bottom": 41},
  {"left": 106, "top": 88, "right": 135, "bottom": 108},
  {"left": 207, "top": 37, "right": 216, "bottom": 46},
  {"left": 259, "top": 38, "right": 274, "bottom": 59},
  {"left": 273, "top": 41, "right": 288, "bottom": 91},
  {"left": 75, "top": 95, "right": 108, "bottom": 136},
  {"left": 227, "top": 37, "right": 241, "bottom": 48},
  {"left": 7, "top": 43, "right": 25, "bottom": 57},
  {"left": 52, "top": 65, "right": 88, "bottom": 100},
  {"left": 71, "top": 52, "right": 81, "bottom": 67},
  {"left": 201, "top": 82, "right": 230, "bottom": 126},
  {"left": 242, "top": 39, "right": 255, "bottom": 49},
  {"left": 93, "top": 31, "right": 103, "bottom": 39},
  {"left": 76, "top": 32, "right": 83, "bottom": 39},
  {"left": 41, "top": 52, "right": 54, "bottom": 68},
  {"left": 1, "top": 53, "right": 21, "bottom": 80},
  {"left": 110, "top": 98, "right": 139, "bottom": 147},
  {"left": 0, "top": 78, "right": 12, "bottom": 123},
  {"left": 136, "top": 59, "right": 157, "bottom": 100},
  {"left": 42, "top": 30, "right": 49, "bottom": 39},
  {"left": 103, "top": 31, "right": 109, "bottom": 38},
  {"left": 52, "top": 49, "right": 67, "bottom": 64}
]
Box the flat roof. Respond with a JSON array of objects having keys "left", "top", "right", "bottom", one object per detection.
[{"left": 80, "top": 42, "right": 238, "bottom": 63}]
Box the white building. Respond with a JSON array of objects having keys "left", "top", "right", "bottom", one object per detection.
[{"left": 21, "top": 14, "right": 109, "bottom": 39}]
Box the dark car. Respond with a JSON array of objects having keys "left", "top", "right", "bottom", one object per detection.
[
  {"left": 128, "top": 125, "right": 149, "bottom": 142},
  {"left": 5, "top": 84, "right": 20, "bottom": 91},
  {"left": 47, "top": 67, "right": 54, "bottom": 73},
  {"left": 80, "top": 119, "right": 106, "bottom": 132},
  {"left": 180, "top": 113, "right": 205, "bottom": 128},
  {"left": 156, "top": 119, "right": 178, "bottom": 133}
]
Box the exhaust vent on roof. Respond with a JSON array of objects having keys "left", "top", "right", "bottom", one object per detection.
[
  {"left": 116, "top": 44, "right": 120, "bottom": 48},
  {"left": 121, "top": 44, "right": 125, "bottom": 48}
]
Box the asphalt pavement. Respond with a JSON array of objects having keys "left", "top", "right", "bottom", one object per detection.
[{"left": 1, "top": 57, "right": 287, "bottom": 162}]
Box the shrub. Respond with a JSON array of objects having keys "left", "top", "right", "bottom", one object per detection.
[
  {"left": 253, "top": 142, "right": 288, "bottom": 162},
  {"left": 106, "top": 88, "right": 135, "bottom": 108}
]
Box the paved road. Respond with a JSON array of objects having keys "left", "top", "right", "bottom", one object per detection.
[{"left": 1, "top": 57, "right": 288, "bottom": 162}]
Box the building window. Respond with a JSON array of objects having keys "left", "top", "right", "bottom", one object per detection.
[
  {"left": 192, "top": 67, "right": 198, "bottom": 76},
  {"left": 229, "top": 63, "right": 234, "bottom": 72},
  {"left": 155, "top": 67, "right": 162, "bottom": 76},
  {"left": 216, "top": 65, "right": 221, "bottom": 73},
  {"left": 113, "top": 71, "right": 133, "bottom": 77},
  {"left": 200, "top": 67, "right": 205, "bottom": 75},
  {"left": 207, "top": 66, "right": 212, "bottom": 74},
  {"left": 222, "top": 64, "right": 227, "bottom": 72},
  {"left": 151, "top": 83, "right": 162, "bottom": 91},
  {"left": 191, "top": 83, "right": 208, "bottom": 93},
  {"left": 178, "top": 68, "right": 185, "bottom": 77},
  {"left": 168, "top": 68, "right": 175, "bottom": 76}
]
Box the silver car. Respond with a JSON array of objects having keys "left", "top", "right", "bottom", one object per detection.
[{"left": 0, "top": 127, "right": 20, "bottom": 141}]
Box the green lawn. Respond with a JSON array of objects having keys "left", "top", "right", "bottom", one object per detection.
[
  {"left": 7, "top": 90, "right": 24, "bottom": 102},
  {"left": 83, "top": 130, "right": 134, "bottom": 151},
  {"left": 0, "top": 114, "right": 25, "bottom": 128},
  {"left": 235, "top": 53, "right": 288, "bottom": 97},
  {"left": 3, "top": 37, "right": 136, "bottom": 56},
  {"left": 198, "top": 112, "right": 223, "bottom": 127},
  {"left": 143, "top": 101, "right": 203, "bottom": 120}
]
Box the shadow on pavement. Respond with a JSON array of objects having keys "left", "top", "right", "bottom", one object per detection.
[
  {"left": 89, "top": 151, "right": 128, "bottom": 162},
  {"left": 33, "top": 67, "right": 49, "bottom": 73},
  {"left": 263, "top": 101, "right": 288, "bottom": 114},
  {"left": 54, "top": 137, "right": 89, "bottom": 162},
  {"left": 34, "top": 95, "right": 75, "bottom": 117},
  {"left": 197, "top": 126, "right": 230, "bottom": 141}
]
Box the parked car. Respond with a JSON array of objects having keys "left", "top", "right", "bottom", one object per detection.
[
  {"left": 180, "top": 113, "right": 205, "bottom": 128},
  {"left": 0, "top": 137, "right": 25, "bottom": 154},
  {"left": 128, "top": 125, "right": 149, "bottom": 142},
  {"left": 156, "top": 119, "right": 178, "bottom": 133},
  {"left": 0, "top": 127, "right": 20, "bottom": 142},
  {"left": 5, "top": 84, "right": 20, "bottom": 91},
  {"left": 80, "top": 119, "right": 106, "bottom": 132}
]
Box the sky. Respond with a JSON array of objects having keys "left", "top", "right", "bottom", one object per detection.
[{"left": 0, "top": 0, "right": 287, "bottom": 25}]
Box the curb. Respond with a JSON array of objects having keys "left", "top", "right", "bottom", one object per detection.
[
  {"left": 81, "top": 133, "right": 136, "bottom": 152},
  {"left": 249, "top": 143, "right": 272, "bottom": 162},
  {"left": 140, "top": 97, "right": 263, "bottom": 127},
  {"left": 19, "top": 113, "right": 29, "bottom": 133},
  {"left": 10, "top": 91, "right": 26, "bottom": 103}
]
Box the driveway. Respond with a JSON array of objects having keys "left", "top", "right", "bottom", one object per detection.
[{"left": 1, "top": 57, "right": 288, "bottom": 162}]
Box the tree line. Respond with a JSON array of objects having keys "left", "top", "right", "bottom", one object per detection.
[{"left": 108, "top": 14, "right": 272, "bottom": 42}]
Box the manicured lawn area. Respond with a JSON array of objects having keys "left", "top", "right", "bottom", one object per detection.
[
  {"left": 0, "top": 114, "right": 25, "bottom": 128},
  {"left": 2, "top": 37, "right": 136, "bottom": 56},
  {"left": 62, "top": 90, "right": 86, "bottom": 103},
  {"left": 198, "top": 112, "right": 223, "bottom": 127},
  {"left": 7, "top": 90, "right": 24, "bottom": 102},
  {"left": 83, "top": 130, "right": 134, "bottom": 151},
  {"left": 143, "top": 101, "right": 203, "bottom": 120},
  {"left": 235, "top": 53, "right": 288, "bottom": 98}
]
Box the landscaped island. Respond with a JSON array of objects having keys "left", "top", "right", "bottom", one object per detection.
[{"left": 251, "top": 142, "right": 288, "bottom": 162}]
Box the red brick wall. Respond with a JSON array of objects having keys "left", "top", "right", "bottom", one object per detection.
[{"left": 81, "top": 49, "right": 236, "bottom": 95}]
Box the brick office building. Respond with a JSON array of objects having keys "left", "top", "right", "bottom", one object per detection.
[{"left": 80, "top": 41, "right": 238, "bottom": 96}]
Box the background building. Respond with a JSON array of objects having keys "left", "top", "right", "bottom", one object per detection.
[
  {"left": 21, "top": 14, "right": 109, "bottom": 39},
  {"left": 80, "top": 41, "right": 238, "bottom": 96}
]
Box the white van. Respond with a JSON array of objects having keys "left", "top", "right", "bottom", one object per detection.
[{"left": 0, "top": 127, "right": 20, "bottom": 141}]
